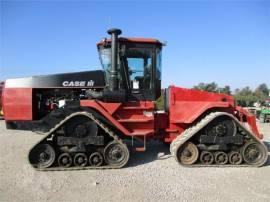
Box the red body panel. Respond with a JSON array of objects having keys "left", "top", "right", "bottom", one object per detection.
[
  {"left": 3, "top": 88, "right": 33, "bottom": 120},
  {"left": 0, "top": 82, "right": 4, "bottom": 110},
  {"left": 168, "top": 86, "right": 234, "bottom": 124},
  {"left": 235, "top": 106, "right": 262, "bottom": 139}
]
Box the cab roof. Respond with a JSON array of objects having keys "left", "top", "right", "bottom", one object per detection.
[{"left": 97, "top": 37, "right": 163, "bottom": 46}]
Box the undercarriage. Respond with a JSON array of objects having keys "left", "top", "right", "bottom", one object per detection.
[{"left": 170, "top": 112, "right": 268, "bottom": 167}]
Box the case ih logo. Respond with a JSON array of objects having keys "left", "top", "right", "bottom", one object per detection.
[{"left": 62, "top": 80, "right": 95, "bottom": 87}]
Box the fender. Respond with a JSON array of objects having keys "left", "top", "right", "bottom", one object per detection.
[{"left": 168, "top": 86, "right": 235, "bottom": 124}]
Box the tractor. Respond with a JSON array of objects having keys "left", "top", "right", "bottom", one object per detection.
[
  {"left": 259, "top": 108, "right": 270, "bottom": 123},
  {"left": 1, "top": 29, "right": 268, "bottom": 170},
  {"left": 0, "top": 81, "right": 4, "bottom": 118}
]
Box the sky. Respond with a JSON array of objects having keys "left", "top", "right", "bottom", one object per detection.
[{"left": 0, "top": 0, "right": 269, "bottom": 90}]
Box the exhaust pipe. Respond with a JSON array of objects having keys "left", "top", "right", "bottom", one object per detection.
[{"left": 107, "top": 28, "right": 122, "bottom": 91}]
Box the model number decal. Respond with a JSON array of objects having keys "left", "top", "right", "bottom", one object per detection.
[{"left": 62, "top": 80, "right": 95, "bottom": 87}]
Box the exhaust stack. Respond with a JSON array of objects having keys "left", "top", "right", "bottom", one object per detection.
[{"left": 107, "top": 28, "right": 122, "bottom": 91}]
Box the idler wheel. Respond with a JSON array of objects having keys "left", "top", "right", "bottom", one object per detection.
[
  {"left": 89, "top": 152, "right": 103, "bottom": 167},
  {"left": 58, "top": 153, "right": 72, "bottom": 167},
  {"left": 200, "top": 151, "right": 214, "bottom": 165},
  {"left": 242, "top": 142, "right": 267, "bottom": 166},
  {"left": 228, "top": 151, "right": 242, "bottom": 165},
  {"left": 29, "top": 144, "right": 55, "bottom": 168},
  {"left": 104, "top": 141, "right": 129, "bottom": 167},
  {"left": 177, "top": 142, "right": 199, "bottom": 165},
  {"left": 74, "top": 153, "right": 88, "bottom": 167},
  {"left": 214, "top": 151, "right": 228, "bottom": 165}
]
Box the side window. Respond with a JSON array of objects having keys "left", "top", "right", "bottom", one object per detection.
[
  {"left": 126, "top": 48, "right": 153, "bottom": 90},
  {"left": 156, "top": 49, "right": 162, "bottom": 81}
]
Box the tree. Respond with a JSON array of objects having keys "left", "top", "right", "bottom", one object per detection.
[
  {"left": 193, "top": 82, "right": 218, "bottom": 92},
  {"left": 234, "top": 86, "right": 259, "bottom": 107},
  {"left": 254, "top": 83, "right": 269, "bottom": 103},
  {"left": 193, "top": 82, "right": 231, "bottom": 95},
  {"left": 218, "top": 85, "right": 231, "bottom": 95},
  {"left": 256, "top": 83, "right": 269, "bottom": 96}
]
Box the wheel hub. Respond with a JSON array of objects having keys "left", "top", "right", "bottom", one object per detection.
[
  {"left": 228, "top": 151, "right": 242, "bottom": 165},
  {"left": 58, "top": 153, "right": 72, "bottom": 167},
  {"left": 200, "top": 151, "right": 214, "bottom": 164},
  {"left": 89, "top": 152, "right": 103, "bottom": 166},
  {"left": 215, "top": 124, "right": 227, "bottom": 136},
  {"left": 214, "top": 151, "right": 228, "bottom": 164},
  {"left": 74, "top": 153, "right": 87, "bottom": 167},
  {"left": 182, "top": 149, "right": 192, "bottom": 157}
]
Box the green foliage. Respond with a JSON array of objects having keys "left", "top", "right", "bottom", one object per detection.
[
  {"left": 193, "top": 82, "right": 231, "bottom": 95},
  {"left": 193, "top": 82, "right": 269, "bottom": 107},
  {"left": 156, "top": 90, "right": 164, "bottom": 110},
  {"left": 193, "top": 82, "right": 218, "bottom": 93}
]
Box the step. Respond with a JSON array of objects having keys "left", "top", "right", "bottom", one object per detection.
[
  {"left": 121, "top": 106, "right": 153, "bottom": 110},
  {"left": 130, "top": 129, "right": 154, "bottom": 136},
  {"left": 118, "top": 117, "right": 154, "bottom": 123},
  {"left": 134, "top": 147, "right": 146, "bottom": 152}
]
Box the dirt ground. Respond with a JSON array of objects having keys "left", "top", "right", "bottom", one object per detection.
[{"left": 0, "top": 120, "right": 269, "bottom": 202}]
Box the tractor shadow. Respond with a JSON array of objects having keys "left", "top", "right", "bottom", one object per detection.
[
  {"left": 263, "top": 141, "right": 270, "bottom": 166},
  {"left": 127, "top": 140, "right": 171, "bottom": 167},
  {"left": 127, "top": 140, "right": 270, "bottom": 167}
]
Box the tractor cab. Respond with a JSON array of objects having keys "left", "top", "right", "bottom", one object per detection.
[{"left": 97, "top": 29, "right": 162, "bottom": 101}]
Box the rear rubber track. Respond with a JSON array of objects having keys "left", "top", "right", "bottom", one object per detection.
[{"left": 170, "top": 112, "right": 268, "bottom": 167}]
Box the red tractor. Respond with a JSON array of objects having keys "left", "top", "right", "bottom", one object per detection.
[
  {"left": 2, "top": 29, "right": 268, "bottom": 170},
  {"left": 0, "top": 81, "right": 5, "bottom": 117}
]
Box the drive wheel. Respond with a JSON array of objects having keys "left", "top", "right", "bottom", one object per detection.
[
  {"left": 89, "top": 152, "right": 103, "bottom": 167},
  {"left": 29, "top": 144, "right": 55, "bottom": 168},
  {"left": 228, "top": 151, "right": 242, "bottom": 165},
  {"left": 104, "top": 141, "right": 129, "bottom": 167},
  {"left": 214, "top": 151, "right": 228, "bottom": 165},
  {"left": 206, "top": 116, "right": 237, "bottom": 137},
  {"left": 177, "top": 142, "right": 199, "bottom": 165},
  {"left": 242, "top": 142, "right": 267, "bottom": 166},
  {"left": 58, "top": 153, "right": 72, "bottom": 167},
  {"left": 74, "top": 153, "right": 88, "bottom": 167},
  {"left": 200, "top": 151, "right": 214, "bottom": 165}
]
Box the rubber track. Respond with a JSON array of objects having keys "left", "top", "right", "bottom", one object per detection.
[
  {"left": 29, "top": 111, "right": 129, "bottom": 171},
  {"left": 170, "top": 112, "right": 268, "bottom": 167}
]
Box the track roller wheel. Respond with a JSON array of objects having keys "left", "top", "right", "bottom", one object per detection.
[
  {"left": 89, "top": 152, "right": 103, "bottom": 167},
  {"left": 228, "top": 151, "right": 242, "bottom": 165},
  {"left": 74, "top": 153, "right": 88, "bottom": 167},
  {"left": 176, "top": 142, "right": 199, "bottom": 165},
  {"left": 200, "top": 151, "right": 214, "bottom": 165},
  {"left": 242, "top": 142, "right": 268, "bottom": 166},
  {"left": 104, "top": 141, "right": 129, "bottom": 167},
  {"left": 29, "top": 144, "right": 55, "bottom": 168},
  {"left": 58, "top": 153, "right": 72, "bottom": 167},
  {"left": 214, "top": 151, "right": 228, "bottom": 165}
]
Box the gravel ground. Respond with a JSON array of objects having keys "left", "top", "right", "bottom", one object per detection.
[{"left": 0, "top": 120, "right": 269, "bottom": 202}]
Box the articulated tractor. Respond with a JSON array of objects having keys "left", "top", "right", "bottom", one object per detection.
[{"left": 2, "top": 29, "right": 268, "bottom": 170}]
